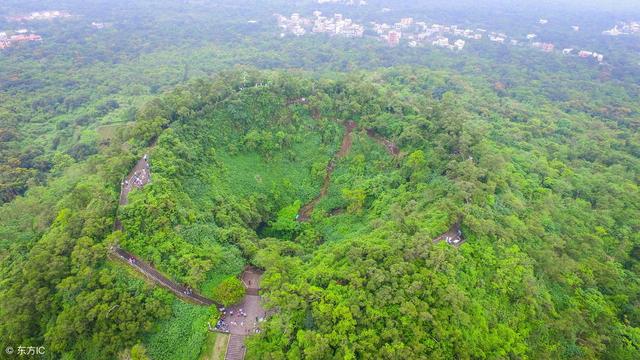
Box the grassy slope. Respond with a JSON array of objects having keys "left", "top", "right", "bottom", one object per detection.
[
  {"left": 198, "top": 332, "right": 229, "bottom": 360},
  {"left": 218, "top": 133, "right": 332, "bottom": 204}
]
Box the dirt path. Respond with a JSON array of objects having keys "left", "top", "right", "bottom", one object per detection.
[
  {"left": 296, "top": 122, "right": 401, "bottom": 221},
  {"left": 366, "top": 129, "right": 400, "bottom": 156},
  {"left": 297, "top": 121, "right": 356, "bottom": 222}
]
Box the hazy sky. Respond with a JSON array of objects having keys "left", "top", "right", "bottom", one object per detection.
[
  {"left": 506, "top": 0, "right": 638, "bottom": 11},
  {"left": 377, "top": 0, "right": 640, "bottom": 14}
]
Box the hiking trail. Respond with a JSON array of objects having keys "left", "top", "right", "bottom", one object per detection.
[
  {"left": 111, "top": 154, "right": 219, "bottom": 306},
  {"left": 297, "top": 121, "right": 401, "bottom": 222},
  {"left": 297, "top": 120, "right": 356, "bottom": 222}
]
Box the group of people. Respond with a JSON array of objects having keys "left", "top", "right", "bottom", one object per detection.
[
  {"left": 212, "top": 307, "right": 266, "bottom": 335},
  {"left": 127, "top": 257, "right": 136, "bottom": 265},
  {"left": 213, "top": 319, "right": 230, "bottom": 333},
  {"left": 444, "top": 229, "right": 464, "bottom": 245},
  {"left": 121, "top": 155, "right": 151, "bottom": 191},
  {"left": 130, "top": 167, "right": 149, "bottom": 188},
  {"left": 211, "top": 318, "right": 262, "bottom": 334}
]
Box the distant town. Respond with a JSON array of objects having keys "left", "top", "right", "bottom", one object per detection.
[
  {"left": 0, "top": 10, "right": 115, "bottom": 51},
  {"left": 0, "top": 29, "right": 42, "bottom": 49},
  {"left": 275, "top": 12, "right": 365, "bottom": 38},
  {"left": 0, "top": 6, "right": 636, "bottom": 66},
  {"left": 603, "top": 21, "right": 640, "bottom": 36},
  {"left": 1, "top": 10, "right": 71, "bottom": 50},
  {"left": 6, "top": 10, "right": 71, "bottom": 22},
  {"left": 275, "top": 11, "right": 613, "bottom": 65}
]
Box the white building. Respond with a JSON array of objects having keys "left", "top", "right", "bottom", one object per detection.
[
  {"left": 399, "top": 18, "right": 414, "bottom": 27},
  {"left": 602, "top": 26, "right": 624, "bottom": 36},
  {"left": 432, "top": 37, "right": 449, "bottom": 47}
]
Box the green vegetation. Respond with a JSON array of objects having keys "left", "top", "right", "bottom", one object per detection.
[
  {"left": 212, "top": 277, "right": 246, "bottom": 307},
  {"left": 144, "top": 301, "right": 211, "bottom": 360},
  {"left": 124, "top": 68, "right": 640, "bottom": 359},
  {"left": 198, "top": 332, "right": 229, "bottom": 360},
  {"left": 2, "top": 63, "right": 639, "bottom": 358},
  {"left": 1, "top": 1, "right": 639, "bottom": 359},
  {"left": 119, "top": 344, "right": 151, "bottom": 360}
]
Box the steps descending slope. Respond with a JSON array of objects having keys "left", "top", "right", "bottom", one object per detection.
[{"left": 225, "top": 334, "right": 246, "bottom": 360}]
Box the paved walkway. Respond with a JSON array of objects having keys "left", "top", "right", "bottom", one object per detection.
[
  {"left": 220, "top": 269, "right": 265, "bottom": 336},
  {"left": 115, "top": 155, "right": 151, "bottom": 231},
  {"left": 225, "top": 335, "right": 246, "bottom": 360},
  {"left": 112, "top": 154, "right": 219, "bottom": 306},
  {"left": 119, "top": 155, "right": 151, "bottom": 206},
  {"left": 213, "top": 268, "right": 265, "bottom": 360},
  {"left": 112, "top": 246, "right": 218, "bottom": 306}
]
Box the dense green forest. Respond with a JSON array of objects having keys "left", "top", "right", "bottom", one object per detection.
[
  {"left": 1, "top": 0, "right": 639, "bottom": 359},
  {"left": 2, "top": 67, "right": 638, "bottom": 359}
]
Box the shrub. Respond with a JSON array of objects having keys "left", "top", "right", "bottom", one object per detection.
[{"left": 211, "top": 277, "right": 245, "bottom": 306}]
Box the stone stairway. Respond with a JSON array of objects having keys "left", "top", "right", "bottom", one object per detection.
[{"left": 225, "top": 334, "right": 246, "bottom": 360}]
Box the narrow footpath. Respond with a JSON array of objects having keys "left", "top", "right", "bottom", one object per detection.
[
  {"left": 297, "top": 122, "right": 401, "bottom": 222},
  {"left": 112, "top": 154, "right": 219, "bottom": 306},
  {"left": 366, "top": 128, "right": 400, "bottom": 156},
  {"left": 297, "top": 120, "right": 356, "bottom": 222},
  {"left": 111, "top": 246, "right": 217, "bottom": 306}
]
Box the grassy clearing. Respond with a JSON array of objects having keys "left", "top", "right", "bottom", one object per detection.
[
  {"left": 96, "top": 122, "right": 135, "bottom": 145},
  {"left": 141, "top": 253, "right": 241, "bottom": 360},
  {"left": 198, "top": 332, "right": 229, "bottom": 360},
  {"left": 144, "top": 300, "right": 211, "bottom": 360},
  {"left": 219, "top": 134, "right": 332, "bottom": 203}
]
